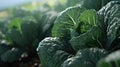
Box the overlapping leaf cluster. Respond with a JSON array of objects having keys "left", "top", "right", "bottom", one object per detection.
[{"left": 37, "top": 0, "right": 120, "bottom": 67}]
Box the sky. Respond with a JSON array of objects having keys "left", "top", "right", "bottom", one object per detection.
[{"left": 0, "top": 0, "right": 39, "bottom": 10}]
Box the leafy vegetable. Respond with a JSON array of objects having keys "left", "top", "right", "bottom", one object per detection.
[
  {"left": 52, "top": 6, "right": 104, "bottom": 51},
  {"left": 7, "top": 18, "right": 38, "bottom": 48},
  {"left": 37, "top": 1, "right": 120, "bottom": 67}
]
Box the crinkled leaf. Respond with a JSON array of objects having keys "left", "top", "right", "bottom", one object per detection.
[
  {"left": 98, "top": 1, "right": 120, "bottom": 49},
  {"left": 37, "top": 37, "right": 72, "bottom": 67},
  {"left": 62, "top": 48, "right": 107, "bottom": 67}
]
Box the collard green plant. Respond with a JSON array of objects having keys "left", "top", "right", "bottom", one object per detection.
[
  {"left": 0, "top": 18, "right": 38, "bottom": 62},
  {"left": 37, "top": 1, "right": 120, "bottom": 67},
  {"left": 7, "top": 17, "right": 38, "bottom": 48},
  {"left": 52, "top": 6, "right": 103, "bottom": 51}
]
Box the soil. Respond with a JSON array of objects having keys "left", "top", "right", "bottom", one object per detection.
[{"left": 0, "top": 57, "right": 42, "bottom": 67}]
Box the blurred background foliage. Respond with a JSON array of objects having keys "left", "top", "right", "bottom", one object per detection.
[{"left": 0, "top": 0, "right": 80, "bottom": 66}]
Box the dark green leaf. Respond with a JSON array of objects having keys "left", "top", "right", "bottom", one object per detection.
[
  {"left": 98, "top": 1, "right": 120, "bottom": 49},
  {"left": 70, "top": 27, "right": 103, "bottom": 51},
  {"left": 62, "top": 48, "right": 107, "bottom": 67},
  {"left": 37, "top": 37, "right": 72, "bottom": 67}
]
